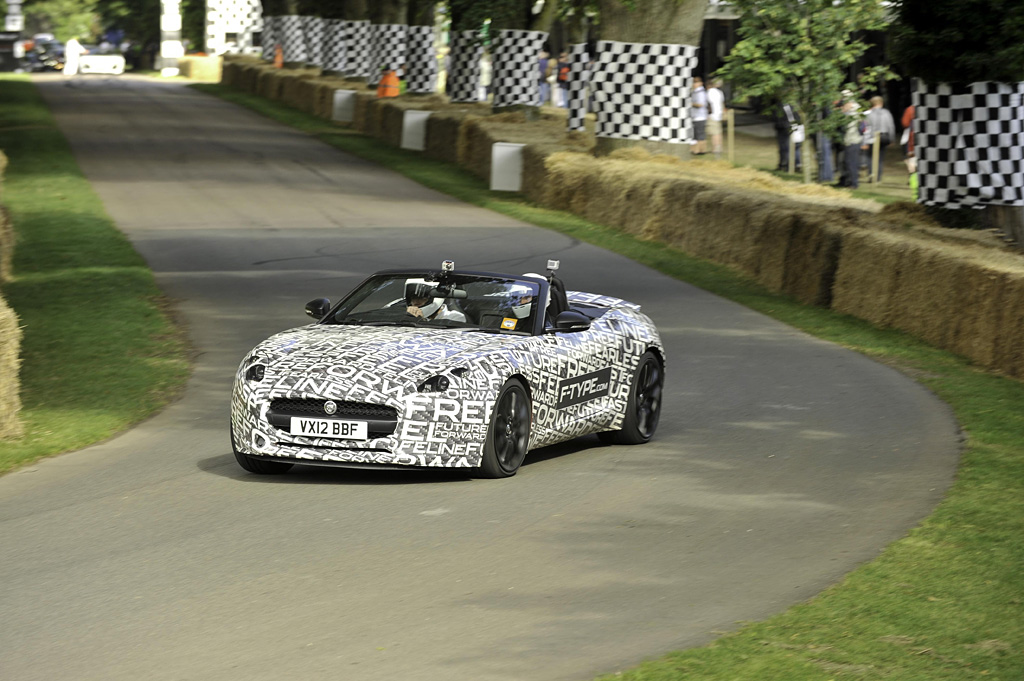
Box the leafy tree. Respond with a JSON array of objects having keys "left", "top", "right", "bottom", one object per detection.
[
  {"left": 892, "top": 0, "right": 1024, "bottom": 86},
  {"left": 22, "top": 0, "right": 101, "bottom": 42},
  {"left": 717, "top": 0, "right": 891, "bottom": 182}
]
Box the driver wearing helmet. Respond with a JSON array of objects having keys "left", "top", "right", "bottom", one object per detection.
[{"left": 405, "top": 279, "right": 466, "bottom": 322}]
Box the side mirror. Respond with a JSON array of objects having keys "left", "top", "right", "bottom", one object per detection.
[
  {"left": 305, "top": 298, "right": 331, "bottom": 320},
  {"left": 551, "top": 310, "right": 591, "bottom": 333}
]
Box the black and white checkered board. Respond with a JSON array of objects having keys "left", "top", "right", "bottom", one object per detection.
[
  {"left": 343, "top": 20, "right": 371, "bottom": 79},
  {"left": 567, "top": 43, "right": 590, "bottom": 131},
  {"left": 589, "top": 40, "right": 698, "bottom": 144},
  {"left": 405, "top": 25, "right": 437, "bottom": 94},
  {"left": 321, "top": 19, "right": 345, "bottom": 73},
  {"left": 277, "top": 15, "right": 306, "bottom": 63},
  {"left": 448, "top": 31, "right": 482, "bottom": 103},
  {"left": 302, "top": 15, "right": 324, "bottom": 67},
  {"left": 261, "top": 14, "right": 275, "bottom": 60},
  {"left": 206, "top": 0, "right": 263, "bottom": 56},
  {"left": 913, "top": 81, "right": 1024, "bottom": 209},
  {"left": 368, "top": 24, "right": 406, "bottom": 86},
  {"left": 491, "top": 29, "right": 548, "bottom": 108}
]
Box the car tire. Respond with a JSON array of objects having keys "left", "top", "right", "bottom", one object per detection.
[
  {"left": 231, "top": 423, "right": 293, "bottom": 475},
  {"left": 598, "top": 351, "right": 663, "bottom": 445},
  {"left": 478, "top": 379, "right": 531, "bottom": 478}
]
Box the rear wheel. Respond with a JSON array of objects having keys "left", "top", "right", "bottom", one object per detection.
[
  {"left": 231, "top": 423, "right": 293, "bottom": 475},
  {"left": 478, "top": 379, "right": 531, "bottom": 478},
  {"left": 598, "top": 351, "right": 663, "bottom": 445}
]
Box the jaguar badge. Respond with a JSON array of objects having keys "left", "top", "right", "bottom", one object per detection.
[{"left": 324, "top": 401, "right": 338, "bottom": 415}]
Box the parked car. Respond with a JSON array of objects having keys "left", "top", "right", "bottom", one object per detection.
[
  {"left": 78, "top": 45, "right": 125, "bottom": 75},
  {"left": 231, "top": 260, "right": 666, "bottom": 478}
]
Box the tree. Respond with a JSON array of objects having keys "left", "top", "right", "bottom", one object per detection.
[
  {"left": 717, "top": 0, "right": 891, "bottom": 183},
  {"left": 892, "top": 0, "right": 1024, "bottom": 86}
]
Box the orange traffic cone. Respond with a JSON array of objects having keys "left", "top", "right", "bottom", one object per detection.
[
  {"left": 273, "top": 44, "right": 283, "bottom": 69},
  {"left": 376, "top": 70, "right": 400, "bottom": 98}
]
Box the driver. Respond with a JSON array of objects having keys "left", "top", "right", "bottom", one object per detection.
[{"left": 405, "top": 279, "right": 466, "bottom": 322}]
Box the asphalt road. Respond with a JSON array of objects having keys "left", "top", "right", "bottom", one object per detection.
[{"left": 0, "top": 74, "right": 960, "bottom": 681}]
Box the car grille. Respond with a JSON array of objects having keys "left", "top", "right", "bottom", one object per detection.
[{"left": 267, "top": 399, "right": 398, "bottom": 438}]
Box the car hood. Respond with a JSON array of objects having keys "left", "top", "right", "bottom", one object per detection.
[{"left": 248, "top": 324, "right": 526, "bottom": 394}]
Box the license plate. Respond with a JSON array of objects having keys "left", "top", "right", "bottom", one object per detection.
[{"left": 290, "top": 417, "right": 368, "bottom": 440}]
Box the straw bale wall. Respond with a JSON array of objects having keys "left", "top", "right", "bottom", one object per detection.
[
  {"left": 0, "top": 151, "right": 22, "bottom": 439},
  {"left": 177, "top": 55, "right": 222, "bottom": 82},
  {"left": 218, "top": 57, "right": 1024, "bottom": 379}
]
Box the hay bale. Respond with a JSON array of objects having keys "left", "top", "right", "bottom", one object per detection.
[
  {"left": 425, "top": 111, "right": 467, "bottom": 164},
  {"left": 178, "top": 55, "right": 222, "bottom": 82},
  {"left": 0, "top": 205, "right": 14, "bottom": 284},
  {"left": 0, "top": 293, "right": 22, "bottom": 440}
]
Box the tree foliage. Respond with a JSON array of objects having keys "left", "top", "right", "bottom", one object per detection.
[
  {"left": 717, "top": 0, "right": 891, "bottom": 182},
  {"left": 892, "top": 0, "right": 1024, "bottom": 85}
]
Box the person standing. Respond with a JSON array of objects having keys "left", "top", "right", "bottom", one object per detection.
[
  {"left": 63, "top": 37, "right": 87, "bottom": 81},
  {"left": 706, "top": 79, "right": 725, "bottom": 157},
  {"left": 554, "top": 51, "right": 570, "bottom": 108},
  {"left": 863, "top": 96, "right": 896, "bottom": 181},
  {"left": 840, "top": 100, "right": 863, "bottom": 189},
  {"left": 537, "top": 50, "right": 553, "bottom": 106},
  {"left": 690, "top": 77, "right": 708, "bottom": 155}
]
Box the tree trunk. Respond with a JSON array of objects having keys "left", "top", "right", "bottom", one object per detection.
[
  {"left": 408, "top": 1, "right": 436, "bottom": 26},
  {"left": 982, "top": 205, "right": 1024, "bottom": 251},
  {"left": 593, "top": 0, "right": 708, "bottom": 159}
]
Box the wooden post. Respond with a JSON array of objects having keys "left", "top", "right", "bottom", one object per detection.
[
  {"left": 727, "top": 108, "right": 735, "bottom": 164},
  {"left": 872, "top": 132, "right": 880, "bottom": 183}
]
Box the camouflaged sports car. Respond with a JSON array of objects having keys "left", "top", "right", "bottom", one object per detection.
[{"left": 230, "top": 260, "right": 665, "bottom": 478}]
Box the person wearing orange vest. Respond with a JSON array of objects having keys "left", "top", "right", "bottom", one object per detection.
[
  {"left": 377, "top": 69, "right": 400, "bottom": 98},
  {"left": 555, "top": 51, "right": 570, "bottom": 108}
]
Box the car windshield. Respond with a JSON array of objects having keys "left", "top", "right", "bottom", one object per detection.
[{"left": 324, "top": 273, "right": 542, "bottom": 334}]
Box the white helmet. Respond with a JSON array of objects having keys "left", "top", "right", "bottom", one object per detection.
[
  {"left": 405, "top": 278, "right": 443, "bottom": 318},
  {"left": 507, "top": 283, "right": 535, "bottom": 319},
  {"left": 521, "top": 273, "right": 550, "bottom": 317}
]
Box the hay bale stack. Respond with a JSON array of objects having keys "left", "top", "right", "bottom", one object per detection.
[
  {"left": 0, "top": 205, "right": 14, "bottom": 284},
  {"left": 0, "top": 294, "right": 22, "bottom": 439},
  {"left": 280, "top": 70, "right": 320, "bottom": 111},
  {"left": 256, "top": 68, "right": 289, "bottom": 101},
  {"left": 833, "top": 230, "right": 1024, "bottom": 376},
  {"left": 425, "top": 111, "right": 468, "bottom": 164},
  {"left": 178, "top": 55, "right": 222, "bottom": 82}
]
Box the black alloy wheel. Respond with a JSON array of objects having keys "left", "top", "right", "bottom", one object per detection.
[
  {"left": 479, "top": 379, "right": 531, "bottom": 478},
  {"left": 598, "top": 351, "right": 664, "bottom": 445}
]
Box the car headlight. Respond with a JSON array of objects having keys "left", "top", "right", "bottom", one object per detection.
[
  {"left": 418, "top": 375, "right": 450, "bottom": 393},
  {"left": 245, "top": 364, "right": 266, "bottom": 382}
]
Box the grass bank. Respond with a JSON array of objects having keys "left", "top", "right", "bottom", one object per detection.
[
  {"left": 197, "top": 83, "right": 1023, "bottom": 681},
  {"left": 0, "top": 74, "right": 190, "bottom": 473}
]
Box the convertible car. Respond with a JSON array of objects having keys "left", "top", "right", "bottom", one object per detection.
[{"left": 230, "top": 260, "right": 665, "bottom": 478}]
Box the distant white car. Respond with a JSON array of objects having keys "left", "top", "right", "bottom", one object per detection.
[{"left": 78, "top": 47, "right": 125, "bottom": 75}]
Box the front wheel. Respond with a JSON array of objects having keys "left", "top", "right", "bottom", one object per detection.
[
  {"left": 231, "top": 423, "right": 293, "bottom": 475},
  {"left": 478, "top": 379, "right": 531, "bottom": 478},
  {"left": 598, "top": 351, "right": 664, "bottom": 445}
]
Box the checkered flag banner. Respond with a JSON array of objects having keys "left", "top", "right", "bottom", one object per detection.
[
  {"left": 302, "top": 15, "right": 324, "bottom": 68},
  {"left": 567, "top": 43, "right": 590, "bottom": 131},
  {"left": 322, "top": 19, "right": 345, "bottom": 73},
  {"left": 206, "top": 0, "right": 263, "bottom": 55},
  {"left": 448, "top": 31, "right": 483, "bottom": 103},
  {"left": 277, "top": 15, "right": 307, "bottom": 64},
  {"left": 261, "top": 14, "right": 276, "bottom": 61},
  {"left": 491, "top": 29, "right": 548, "bottom": 108},
  {"left": 590, "top": 41, "right": 698, "bottom": 144},
  {"left": 405, "top": 24, "right": 437, "bottom": 94},
  {"left": 913, "top": 80, "right": 1024, "bottom": 209},
  {"left": 344, "top": 20, "right": 371, "bottom": 79},
  {"left": 368, "top": 24, "right": 407, "bottom": 86}
]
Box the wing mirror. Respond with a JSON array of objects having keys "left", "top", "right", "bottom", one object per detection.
[
  {"left": 551, "top": 310, "right": 591, "bottom": 333},
  {"left": 305, "top": 298, "right": 331, "bottom": 320}
]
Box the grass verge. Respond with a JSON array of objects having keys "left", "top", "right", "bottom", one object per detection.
[
  {"left": 0, "top": 74, "right": 190, "bottom": 473},
  {"left": 197, "top": 83, "right": 1023, "bottom": 680}
]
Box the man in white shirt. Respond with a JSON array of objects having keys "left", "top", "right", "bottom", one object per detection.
[
  {"left": 690, "top": 77, "right": 708, "bottom": 155},
  {"left": 706, "top": 79, "right": 725, "bottom": 156}
]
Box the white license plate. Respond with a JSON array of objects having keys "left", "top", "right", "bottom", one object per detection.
[{"left": 290, "top": 417, "right": 368, "bottom": 440}]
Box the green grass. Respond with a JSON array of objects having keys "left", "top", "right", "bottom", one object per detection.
[
  {"left": 0, "top": 74, "right": 190, "bottom": 472},
  {"left": 196, "top": 84, "right": 1024, "bottom": 681}
]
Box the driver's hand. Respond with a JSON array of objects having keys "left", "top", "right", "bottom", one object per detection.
[{"left": 407, "top": 305, "right": 423, "bottom": 318}]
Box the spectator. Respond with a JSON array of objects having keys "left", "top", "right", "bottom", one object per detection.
[
  {"left": 690, "top": 77, "right": 708, "bottom": 155},
  {"left": 555, "top": 51, "right": 570, "bottom": 108},
  {"left": 901, "top": 104, "right": 915, "bottom": 157},
  {"left": 707, "top": 79, "right": 725, "bottom": 157},
  {"left": 63, "top": 37, "right": 88, "bottom": 83},
  {"left": 838, "top": 99, "right": 862, "bottom": 189},
  {"left": 537, "top": 50, "right": 553, "bottom": 106},
  {"left": 862, "top": 95, "right": 896, "bottom": 182}
]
